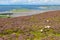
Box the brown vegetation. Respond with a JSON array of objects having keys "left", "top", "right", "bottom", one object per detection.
[{"left": 0, "top": 10, "right": 60, "bottom": 40}]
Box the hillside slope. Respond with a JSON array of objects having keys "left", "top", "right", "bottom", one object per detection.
[{"left": 0, "top": 10, "right": 60, "bottom": 40}]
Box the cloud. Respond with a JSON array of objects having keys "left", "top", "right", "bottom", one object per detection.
[
  {"left": 0, "top": 0, "right": 60, "bottom": 5},
  {"left": 0, "top": 0, "right": 18, "bottom": 4},
  {"left": 19, "top": 0, "right": 60, "bottom": 5},
  {"left": 10, "top": 0, "right": 17, "bottom": 3}
]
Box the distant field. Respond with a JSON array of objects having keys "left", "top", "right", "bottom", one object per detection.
[
  {"left": 0, "top": 15, "right": 11, "bottom": 18},
  {"left": 10, "top": 9, "right": 31, "bottom": 12}
]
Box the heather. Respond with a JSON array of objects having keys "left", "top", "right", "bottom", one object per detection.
[{"left": 0, "top": 10, "right": 60, "bottom": 40}]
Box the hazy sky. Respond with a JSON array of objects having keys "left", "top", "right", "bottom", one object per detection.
[{"left": 0, "top": 0, "right": 60, "bottom": 5}]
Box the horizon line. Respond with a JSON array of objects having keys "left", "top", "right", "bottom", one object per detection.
[{"left": 0, "top": 5, "right": 60, "bottom": 6}]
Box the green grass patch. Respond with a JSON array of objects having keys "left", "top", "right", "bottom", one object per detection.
[
  {"left": 0, "top": 15, "right": 11, "bottom": 18},
  {"left": 10, "top": 9, "right": 31, "bottom": 12}
]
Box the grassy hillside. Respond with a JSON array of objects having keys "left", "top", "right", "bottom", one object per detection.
[
  {"left": 0, "top": 10, "right": 60, "bottom": 40},
  {"left": 0, "top": 15, "right": 11, "bottom": 18}
]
